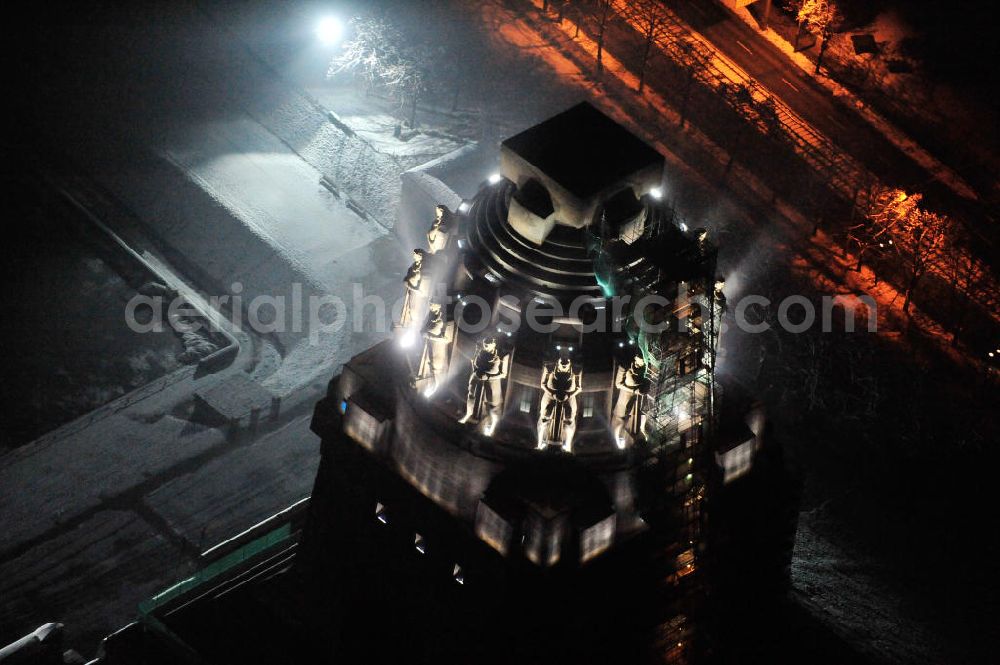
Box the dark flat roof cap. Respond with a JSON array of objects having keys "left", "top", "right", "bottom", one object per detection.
[{"left": 502, "top": 102, "right": 662, "bottom": 200}]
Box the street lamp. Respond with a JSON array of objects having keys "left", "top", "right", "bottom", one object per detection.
[{"left": 316, "top": 17, "right": 344, "bottom": 46}]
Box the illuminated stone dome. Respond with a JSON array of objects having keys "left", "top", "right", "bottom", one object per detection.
[{"left": 332, "top": 102, "right": 726, "bottom": 569}]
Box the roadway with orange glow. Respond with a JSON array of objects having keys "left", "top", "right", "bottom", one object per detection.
[{"left": 477, "top": 0, "right": 994, "bottom": 370}]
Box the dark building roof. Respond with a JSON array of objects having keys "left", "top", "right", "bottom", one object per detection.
[{"left": 502, "top": 102, "right": 663, "bottom": 200}]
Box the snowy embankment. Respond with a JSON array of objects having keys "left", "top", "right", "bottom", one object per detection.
[
  {"left": 97, "top": 115, "right": 390, "bottom": 394},
  {"left": 260, "top": 100, "right": 405, "bottom": 228}
]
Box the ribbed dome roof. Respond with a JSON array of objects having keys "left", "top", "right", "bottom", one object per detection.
[{"left": 464, "top": 181, "right": 669, "bottom": 305}]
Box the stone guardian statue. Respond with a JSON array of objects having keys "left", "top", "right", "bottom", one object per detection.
[
  {"left": 611, "top": 353, "right": 648, "bottom": 448},
  {"left": 398, "top": 249, "right": 427, "bottom": 333},
  {"left": 427, "top": 205, "right": 453, "bottom": 254},
  {"left": 537, "top": 357, "right": 581, "bottom": 453},
  {"left": 458, "top": 337, "right": 508, "bottom": 436},
  {"left": 415, "top": 302, "right": 452, "bottom": 397}
]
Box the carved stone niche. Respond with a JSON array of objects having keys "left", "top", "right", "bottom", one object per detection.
[{"left": 508, "top": 178, "right": 557, "bottom": 246}]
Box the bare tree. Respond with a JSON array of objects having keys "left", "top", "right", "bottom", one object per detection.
[
  {"left": 328, "top": 16, "right": 404, "bottom": 94},
  {"left": 329, "top": 14, "right": 445, "bottom": 128},
  {"left": 382, "top": 52, "right": 432, "bottom": 128},
  {"left": 788, "top": 0, "right": 835, "bottom": 52},
  {"left": 940, "top": 230, "right": 980, "bottom": 346},
  {"left": 799, "top": 0, "right": 837, "bottom": 40},
  {"left": 785, "top": 0, "right": 807, "bottom": 51},
  {"left": 555, "top": 0, "right": 568, "bottom": 22},
  {"left": 676, "top": 40, "right": 700, "bottom": 128},
  {"left": 808, "top": 0, "right": 841, "bottom": 73},
  {"left": 847, "top": 186, "right": 913, "bottom": 273},
  {"left": 859, "top": 187, "right": 954, "bottom": 314},
  {"left": 890, "top": 208, "right": 952, "bottom": 314},
  {"left": 591, "top": 0, "right": 613, "bottom": 75},
  {"left": 760, "top": 0, "right": 774, "bottom": 31},
  {"left": 632, "top": 0, "right": 669, "bottom": 92}
]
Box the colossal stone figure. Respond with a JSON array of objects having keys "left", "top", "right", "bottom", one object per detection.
[
  {"left": 458, "top": 337, "right": 507, "bottom": 435},
  {"left": 415, "top": 302, "right": 452, "bottom": 397},
  {"left": 611, "top": 353, "right": 648, "bottom": 448},
  {"left": 398, "top": 249, "right": 427, "bottom": 331},
  {"left": 537, "top": 357, "right": 581, "bottom": 453},
  {"left": 427, "top": 205, "right": 453, "bottom": 254}
]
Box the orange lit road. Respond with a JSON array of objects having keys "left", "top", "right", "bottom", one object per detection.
[
  {"left": 663, "top": 0, "right": 919, "bottom": 176},
  {"left": 478, "top": 0, "right": 996, "bottom": 365},
  {"left": 663, "top": 0, "right": 995, "bottom": 250}
]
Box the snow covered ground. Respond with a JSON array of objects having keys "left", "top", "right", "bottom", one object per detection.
[
  {"left": 793, "top": 518, "right": 950, "bottom": 665},
  {"left": 159, "top": 112, "right": 398, "bottom": 394},
  {"left": 310, "top": 88, "right": 470, "bottom": 159},
  {"left": 165, "top": 116, "right": 384, "bottom": 288}
]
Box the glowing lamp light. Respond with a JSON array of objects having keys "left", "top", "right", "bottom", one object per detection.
[
  {"left": 488, "top": 173, "right": 502, "bottom": 184},
  {"left": 399, "top": 329, "right": 417, "bottom": 348},
  {"left": 679, "top": 222, "right": 688, "bottom": 232},
  {"left": 616, "top": 435, "right": 626, "bottom": 450},
  {"left": 458, "top": 201, "right": 471, "bottom": 213},
  {"left": 316, "top": 17, "right": 344, "bottom": 46},
  {"left": 649, "top": 186, "right": 663, "bottom": 199}
]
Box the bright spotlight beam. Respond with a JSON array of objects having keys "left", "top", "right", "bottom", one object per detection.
[{"left": 316, "top": 17, "right": 344, "bottom": 46}]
